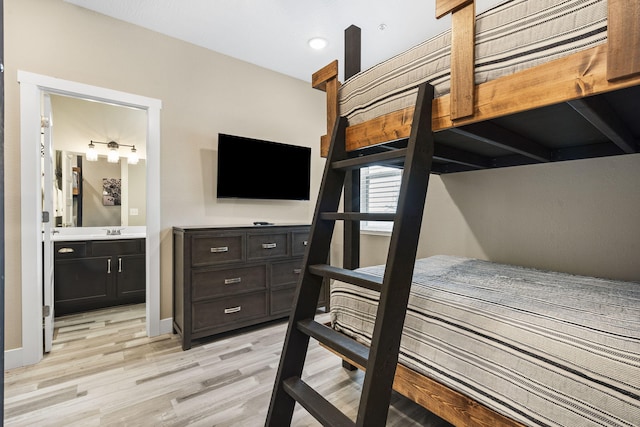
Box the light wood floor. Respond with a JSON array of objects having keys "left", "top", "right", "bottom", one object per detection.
[{"left": 4, "top": 304, "right": 451, "bottom": 426}]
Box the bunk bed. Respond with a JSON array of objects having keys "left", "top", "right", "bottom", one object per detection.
[{"left": 310, "top": 0, "right": 640, "bottom": 426}]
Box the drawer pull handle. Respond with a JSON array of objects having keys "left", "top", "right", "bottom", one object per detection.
[
  {"left": 58, "top": 247, "right": 75, "bottom": 254},
  {"left": 293, "top": 269, "right": 302, "bottom": 274},
  {"left": 107, "top": 258, "right": 112, "bottom": 274},
  {"left": 211, "top": 246, "right": 229, "bottom": 253},
  {"left": 224, "top": 306, "right": 241, "bottom": 314},
  {"left": 118, "top": 258, "right": 122, "bottom": 273},
  {"left": 303, "top": 241, "right": 308, "bottom": 246},
  {"left": 224, "top": 277, "right": 242, "bottom": 285},
  {"left": 262, "top": 243, "right": 277, "bottom": 249}
]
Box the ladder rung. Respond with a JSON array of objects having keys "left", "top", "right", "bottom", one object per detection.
[
  {"left": 320, "top": 212, "right": 396, "bottom": 222},
  {"left": 297, "top": 319, "right": 370, "bottom": 368},
  {"left": 332, "top": 148, "right": 407, "bottom": 171},
  {"left": 309, "top": 264, "right": 382, "bottom": 292},
  {"left": 283, "top": 377, "right": 355, "bottom": 427}
]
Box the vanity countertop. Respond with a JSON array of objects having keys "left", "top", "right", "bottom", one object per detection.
[{"left": 51, "top": 226, "right": 146, "bottom": 242}]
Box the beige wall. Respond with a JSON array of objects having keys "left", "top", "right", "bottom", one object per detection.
[
  {"left": 4, "top": 0, "right": 326, "bottom": 350},
  {"left": 81, "top": 157, "right": 122, "bottom": 227},
  {"left": 127, "top": 160, "right": 146, "bottom": 227},
  {"left": 349, "top": 154, "right": 640, "bottom": 282}
]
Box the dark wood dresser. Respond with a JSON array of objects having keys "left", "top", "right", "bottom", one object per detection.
[{"left": 172, "top": 224, "right": 327, "bottom": 350}]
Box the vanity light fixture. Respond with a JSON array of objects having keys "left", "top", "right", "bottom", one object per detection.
[
  {"left": 87, "top": 140, "right": 140, "bottom": 165},
  {"left": 308, "top": 37, "right": 328, "bottom": 50}
]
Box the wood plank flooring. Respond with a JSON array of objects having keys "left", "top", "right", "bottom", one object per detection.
[{"left": 4, "top": 304, "right": 451, "bottom": 426}]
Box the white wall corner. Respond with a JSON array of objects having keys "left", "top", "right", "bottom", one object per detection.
[
  {"left": 4, "top": 347, "right": 24, "bottom": 370},
  {"left": 159, "top": 317, "right": 174, "bottom": 335}
]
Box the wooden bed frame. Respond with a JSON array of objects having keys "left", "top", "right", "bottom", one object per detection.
[
  {"left": 313, "top": 0, "right": 640, "bottom": 159},
  {"left": 312, "top": 1, "right": 640, "bottom": 426}
]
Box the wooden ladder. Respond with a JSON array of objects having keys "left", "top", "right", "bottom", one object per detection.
[{"left": 265, "top": 82, "right": 435, "bottom": 427}]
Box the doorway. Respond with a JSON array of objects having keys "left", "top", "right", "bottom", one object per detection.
[{"left": 18, "top": 71, "right": 162, "bottom": 367}]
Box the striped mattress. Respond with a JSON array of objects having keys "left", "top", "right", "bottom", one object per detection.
[
  {"left": 340, "top": 0, "right": 608, "bottom": 125},
  {"left": 330, "top": 255, "right": 640, "bottom": 426}
]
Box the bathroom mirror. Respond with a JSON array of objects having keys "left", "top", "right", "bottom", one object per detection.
[
  {"left": 50, "top": 94, "right": 147, "bottom": 228},
  {"left": 55, "top": 151, "right": 146, "bottom": 227}
]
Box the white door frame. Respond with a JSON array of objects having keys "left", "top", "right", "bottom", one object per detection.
[{"left": 18, "top": 70, "right": 162, "bottom": 367}]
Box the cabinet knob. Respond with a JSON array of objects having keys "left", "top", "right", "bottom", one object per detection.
[
  {"left": 303, "top": 241, "right": 308, "bottom": 246},
  {"left": 211, "top": 246, "right": 229, "bottom": 253},
  {"left": 224, "top": 306, "right": 241, "bottom": 314},
  {"left": 262, "top": 242, "right": 277, "bottom": 249}
]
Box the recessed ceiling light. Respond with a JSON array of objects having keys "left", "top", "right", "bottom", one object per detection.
[{"left": 308, "top": 37, "right": 328, "bottom": 50}]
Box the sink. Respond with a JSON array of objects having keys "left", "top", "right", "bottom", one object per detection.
[{"left": 50, "top": 226, "right": 146, "bottom": 241}]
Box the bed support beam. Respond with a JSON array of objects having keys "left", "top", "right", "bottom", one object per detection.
[
  {"left": 437, "top": 0, "right": 475, "bottom": 120},
  {"left": 567, "top": 97, "right": 638, "bottom": 154},
  {"left": 450, "top": 122, "right": 553, "bottom": 163}
]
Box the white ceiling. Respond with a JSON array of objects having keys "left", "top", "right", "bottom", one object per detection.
[{"left": 64, "top": 0, "right": 503, "bottom": 83}]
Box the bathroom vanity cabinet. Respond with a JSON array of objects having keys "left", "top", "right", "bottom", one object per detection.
[
  {"left": 173, "top": 225, "right": 328, "bottom": 350},
  {"left": 54, "top": 238, "right": 145, "bottom": 316}
]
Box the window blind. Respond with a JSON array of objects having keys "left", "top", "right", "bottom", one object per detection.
[{"left": 360, "top": 165, "right": 402, "bottom": 232}]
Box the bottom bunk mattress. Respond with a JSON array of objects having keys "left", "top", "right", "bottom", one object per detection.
[{"left": 330, "top": 255, "right": 640, "bottom": 427}]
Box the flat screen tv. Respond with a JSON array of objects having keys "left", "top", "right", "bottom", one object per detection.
[{"left": 217, "top": 133, "right": 311, "bottom": 200}]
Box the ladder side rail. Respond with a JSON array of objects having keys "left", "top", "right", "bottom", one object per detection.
[
  {"left": 356, "top": 83, "right": 436, "bottom": 426},
  {"left": 266, "top": 117, "right": 349, "bottom": 426}
]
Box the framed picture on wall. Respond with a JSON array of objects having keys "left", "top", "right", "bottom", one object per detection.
[{"left": 102, "top": 178, "right": 122, "bottom": 206}]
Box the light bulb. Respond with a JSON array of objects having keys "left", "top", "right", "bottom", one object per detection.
[
  {"left": 128, "top": 146, "right": 139, "bottom": 165},
  {"left": 86, "top": 142, "right": 98, "bottom": 161}
]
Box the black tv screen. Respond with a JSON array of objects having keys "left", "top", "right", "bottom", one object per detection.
[{"left": 217, "top": 133, "right": 311, "bottom": 200}]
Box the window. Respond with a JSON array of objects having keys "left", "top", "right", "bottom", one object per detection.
[{"left": 360, "top": 165, "right": 402, "bottom": 232}]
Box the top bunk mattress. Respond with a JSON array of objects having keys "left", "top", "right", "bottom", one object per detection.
[
  {"left": 340, "top": 0, "right": 608, "bottom": 126},
  {"left": 330, "top": 255, "right": 640, "bottom": 427}
]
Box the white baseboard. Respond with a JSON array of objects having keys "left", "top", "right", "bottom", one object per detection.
[
  {"left": 159, "top": 317, "right": 174, "bottom": 335},
  {"left": 4, "top": 347, "right": 24, "bottom": 370}
]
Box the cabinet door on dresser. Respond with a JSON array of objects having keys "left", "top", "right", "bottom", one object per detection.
[
  {"left": 270, "top": 259, "right": 304, "bottom": 315},
  {"left": 54, "top": 254, "right": 113, "bottom": 316},
  {"left": 116, "top": 254, "right": 146, "bottom": 302},
  {"left": 92, "top": 239, "right": 146, "bottom": 305}
]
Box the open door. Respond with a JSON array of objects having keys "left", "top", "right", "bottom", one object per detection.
[{"left": 42, "top": 93, "right": 55, "bottom": 353}]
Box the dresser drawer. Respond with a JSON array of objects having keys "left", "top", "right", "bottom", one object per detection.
[
  {"left": 192, "top": 292, "right": 268, "bottom": 332},
  {"left": 271, "top": 285, "right": 296, "bottom": 315},
  {"left": 292, "top": 231, "right": 310, "bottom": 256},
  {"left": 92, "top": 239, "right": 142, "bottom": 256},
  {"left": 247, "top": 232, "right": 288, "bottom": 260},
  {"left": 271, "top": 259, "right": 303, "bottom": 288},
  {"left": 192, "top": 234, "right": 243, "bottom": 266},
  {"left": 54, "top": 242, "right": 88, "bottom": 259},
  {"left": 192, "top": 264, "right": 266, "bottom": 300}
]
